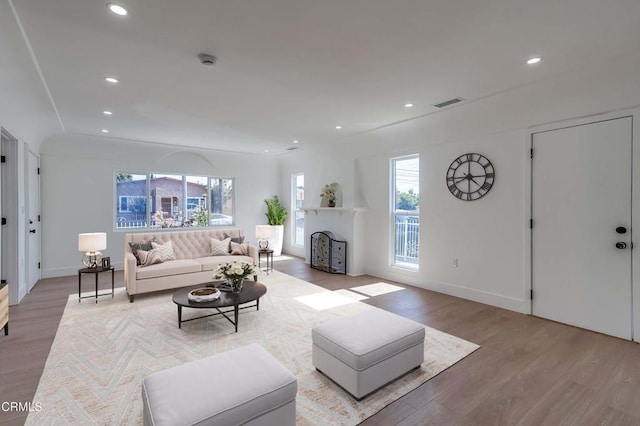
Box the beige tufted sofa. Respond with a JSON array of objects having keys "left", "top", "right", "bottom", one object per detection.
[{"left": 124, "top": 229, "right": 258, "bottom": 302}]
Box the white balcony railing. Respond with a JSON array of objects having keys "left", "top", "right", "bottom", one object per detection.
[{"left": 395, "top": 215, "right": 419, "bottom": 264}]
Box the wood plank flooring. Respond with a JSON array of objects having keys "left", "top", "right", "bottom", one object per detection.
[{"left": 1, "top": 256, "right": 639, "bottom": 425}]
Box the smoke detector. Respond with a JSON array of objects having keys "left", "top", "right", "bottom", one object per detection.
[{"left": 198, "top": 54, "right": 217, "bottom": 67}]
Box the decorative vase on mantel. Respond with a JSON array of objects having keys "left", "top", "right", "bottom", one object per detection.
[{"left": 227, "top": 277, "right": 243, "bottom": 293}]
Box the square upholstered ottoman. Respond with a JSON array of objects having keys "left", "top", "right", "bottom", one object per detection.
[
  {"left": 312, "top": 308, "right": 425, "bottom": 399},
  {"left": 142, "top": 343, "right": 297, "bottom": 425}
]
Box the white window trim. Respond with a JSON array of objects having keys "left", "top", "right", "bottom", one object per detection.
[
  {"left": 292, "top": 173, "right": 304, "bottom": 247},
  {"left": 390, "top": 154, "right": 420, "bottom": 270}
]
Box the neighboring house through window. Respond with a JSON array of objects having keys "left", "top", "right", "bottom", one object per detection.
[
  {"left": 391, "top": 155, "right": 419, "bottom": 269},
  {"left": 115, "top": 172, "right": 234, "bottom": 229}
]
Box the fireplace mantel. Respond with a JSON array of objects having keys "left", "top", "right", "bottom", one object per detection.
[{"left": 302, "top": 207, "right": 365, "bottom": 216}]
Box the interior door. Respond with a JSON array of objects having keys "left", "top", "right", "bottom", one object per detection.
[
  {"left": 27, "top": 151, "right": 40, "bottom": 291},
  {"left": 532, "top": 116, "right": 633, "bottom": 340}
]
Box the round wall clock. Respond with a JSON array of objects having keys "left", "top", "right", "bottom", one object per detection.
[{"left": 446, "top": 153, "right": 495, "bottom": 201}]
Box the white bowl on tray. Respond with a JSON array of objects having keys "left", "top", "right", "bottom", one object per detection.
[{"left": 188, "top": 287, "right": 221, "bottom": 302}]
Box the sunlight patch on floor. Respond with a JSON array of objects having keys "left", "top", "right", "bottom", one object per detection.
[
  {"left": 273, "top": 255, "right": 294, "bottom": 262},
  {"left": 294, "top": 291, "right": 359, "bottom": 311},
  {"left": 349, "top": 282, "right": 405, "bottom": 297},
  {"left": 333, "top": 289, "right": 369, "bottom": 301}
]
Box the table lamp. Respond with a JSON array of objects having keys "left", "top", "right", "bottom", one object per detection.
[
  {"left": 255, "top": 225, "right": 272, "bottom": 250},
  {"left": 78, "top": 232, "right": 107, "bottom": 268}
]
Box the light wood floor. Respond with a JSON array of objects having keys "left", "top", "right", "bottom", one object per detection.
[{"left": 1, "top": 256, "right": 640, "bottom": 425}]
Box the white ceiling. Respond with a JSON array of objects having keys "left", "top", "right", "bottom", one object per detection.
[{"left": 7, "top": 0, "right": 640, "bottom": 153}]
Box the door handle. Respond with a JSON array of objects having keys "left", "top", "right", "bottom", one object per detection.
[
  {"left": 615, "top": 241, "right": 627, "bottom": 249},
  {"left": 29, "top": 229, "right": 36, "bottom": 234}
]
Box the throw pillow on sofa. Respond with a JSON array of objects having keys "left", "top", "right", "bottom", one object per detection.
[
  {"left": 129, "top": 238, "right": 155, "bottom": 265},
  {"left": 210, "top": 237, "right": 231, "bottom": 256},
  {"left": 230, "top": 241, "right": 250, "bottom": 255},
  {"left": 151, "top": 241, "right": 176, "bottom": 261},
  {"left": 136, "top": 248, "right": 164, "bottom": 266},
  {"left": 224, "top": 233, "right": 245, "bottom": 245}
]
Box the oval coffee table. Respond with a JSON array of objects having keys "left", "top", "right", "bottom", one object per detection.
[{"left": 172, "top": 281, "right": 267, "bottom": 332}]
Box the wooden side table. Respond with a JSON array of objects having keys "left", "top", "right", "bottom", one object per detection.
[
  {"left": 258, "top": 249, "right": 274, "bottom": 274},
  {"left": 78, "top": 266, "right": 115, "bottom": 303},
  {"left": 0, "top": 283, "right": 8, "bottom": 336}
]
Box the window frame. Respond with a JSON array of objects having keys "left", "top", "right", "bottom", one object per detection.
[
  {"left": 291, "top": 173, "right": 305, "bottom": 247},
  {"left": 118, "top": 195, "right": 146, "bottom": 213},
  {"left": 390, "top": 154, "right": 420, "bottom": 270},
  {"left": 114, "top": 171, "right": 236, "bottom": 232}
]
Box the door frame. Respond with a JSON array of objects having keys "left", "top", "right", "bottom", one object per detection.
[
  {"left": 527, "top": 108, "right": 639, "bottom": 340},
  {"left": 27, "top": 149, "right": 40, "bottom": 291}
]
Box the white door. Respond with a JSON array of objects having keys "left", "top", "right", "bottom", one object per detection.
[
  {"left": 532, "top": 116, "right": 633, "bottom": 340},
  {"left": 27, "top": 151, "right": 40, "bottom": 291}
]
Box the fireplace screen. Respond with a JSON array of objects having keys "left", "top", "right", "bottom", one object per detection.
[{"left": 310, "top": 231, "right": 347, "bottom": 274}]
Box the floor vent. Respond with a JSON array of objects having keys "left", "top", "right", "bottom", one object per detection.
[
  {"left": 286, "top": 147, "right": 298, "bottom": 151},
  {"left": 433, "top": 97, "right": 464, "bottom": 108}
]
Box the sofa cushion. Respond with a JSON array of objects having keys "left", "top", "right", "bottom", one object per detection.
[
  {"left": 151, "top": 241, "right": 176, "bottom": 261},
  {"left": 230, "top": 242, "right": 250, "bottom": 255},
  {"left": 129, "top": 238, "right": 155, "bottom": 265},
  {"left": 136, "top": 259, "right": 202, "bottom": 280},
  {"left": 136, "top": 248, "right": 164, "bottom": 267},
  {"left": 194, "top": 255, "right": 252, "bottom": 272},
  {"left": 210, "top": 237, "right": 231, "bottom": 256},
  {"left": 224, "top": 233, "right": 245, "bottom": 245}
]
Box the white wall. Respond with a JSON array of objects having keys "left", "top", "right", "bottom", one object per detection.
[
  {"left": 279, "top": 147, "right": 367, "bottom": 275},
  {"left": 40, "top": 134, "right": 278, "bottom": 278},
  {"left": 0, "top": 1, "right": 61, "bottom": 153},
  {"left": 276, "top": 49, "right": 640, "bottom": 314},
  {"left": 355, "top": 130, "right": 527, "bottom": 312}
]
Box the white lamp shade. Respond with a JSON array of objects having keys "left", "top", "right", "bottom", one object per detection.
[
  {"left": 255, "top": 225, "right": 273, "bottom": 240},
  {"left": 78, "top": 232, "right": 107, "bottom": 252}
]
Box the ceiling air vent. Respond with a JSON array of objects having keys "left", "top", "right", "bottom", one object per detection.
[
  {"left": 286, "top": 147, "right": 298, "bottom": 151},
  {"left": 433, "top": 97, "right": 464, "bottom": 108}
]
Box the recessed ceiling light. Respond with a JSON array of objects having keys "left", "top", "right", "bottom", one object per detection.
[
  {"left": 293, "top": 140, "right": 299, "bottom": 144},
  {"left": 101, "top": 129, "right": 109, "bottom": 133},
  {"left": 404, "top": 103, "right": 414, "bottom": 108},
  {"left": 107, "top": 3, "right": 128, "bottom": 16},
  {"left": 264, "top": 149, "right": 269, "bottom": 153},
  {"left": 527, "top": 56, "right": 542, "bottom": 65},
  {"left": 335, "top": 125, "right": 342, "bottom": 130},
  {"left": 105, "top": 77, "right": 119, "bottom": 83},
  {"left": 103, "top": 110, "right": 113, "bottom": 115}
]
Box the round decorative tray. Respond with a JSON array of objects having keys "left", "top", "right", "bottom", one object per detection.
[{"left": 188, "top": 287, "right": 221, "bottom": 302}]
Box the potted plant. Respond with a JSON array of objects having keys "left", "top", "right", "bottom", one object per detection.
[{"left": 264, "top": 196, "right": 287, "bottom": 256}]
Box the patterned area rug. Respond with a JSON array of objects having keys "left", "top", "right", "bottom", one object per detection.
[{"left": 26, "top": 271, "right": 479, "bottom": 425}]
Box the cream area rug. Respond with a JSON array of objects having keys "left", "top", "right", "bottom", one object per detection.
[{"left": 26, "top": 270, "right": 479, "bottom": 425}]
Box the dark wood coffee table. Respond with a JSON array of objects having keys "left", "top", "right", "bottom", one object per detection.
[{"left": 172, "top": 281, "right": 267, "bottom": 332}]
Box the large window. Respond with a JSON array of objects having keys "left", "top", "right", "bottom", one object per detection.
[
  {"left": 115, "top": 172, "right": 234, "bottom": 230},
  {"left": 292, "top": 173, "right": 304, "bottom": 246},
  {"left": 391, "top": 155, "right": 419, "bottom": 268}
]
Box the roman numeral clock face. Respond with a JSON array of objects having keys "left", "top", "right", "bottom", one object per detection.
[{"left": 446, "top": 153, "right": 495, "bottom": 201}]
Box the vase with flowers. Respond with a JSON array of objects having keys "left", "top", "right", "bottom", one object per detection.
[
  {"left": 213, "top": 261, "right": 256, "bottom": 293},
  {"left": 320, "top": 183, "right": 338, "bottom": 207}
]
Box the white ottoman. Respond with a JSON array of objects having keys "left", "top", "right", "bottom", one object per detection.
[
  {"left": 312, "top": 308, "right": 425, "bottom": 399},
  {"left": 142, "top": 343, "right": 297, "bottom": 425}
]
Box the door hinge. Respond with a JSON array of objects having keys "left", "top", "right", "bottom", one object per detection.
[
  {"left": 38, "top": 214, "right": 41, "bottom": 222},
  {"left": 530, "top": 219, "right": 533, "bottom": 229},
  {"left": 38, "top": 262, "right": 41, "bottom": 269},
  {"left": 37, "top": 167, "right": 40, "bottom": 175},
  {"left": 1, "top": 218, "right": 6, "bottom": 225},
  {"left": 530, "top": 289, "right": 534, "bottom": 300},
  {"left": 1, "top": 155, "right": 5, "bottom": 163},
  {"left": 530, "top": 148, "right": 534, "bottom": 159}
]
